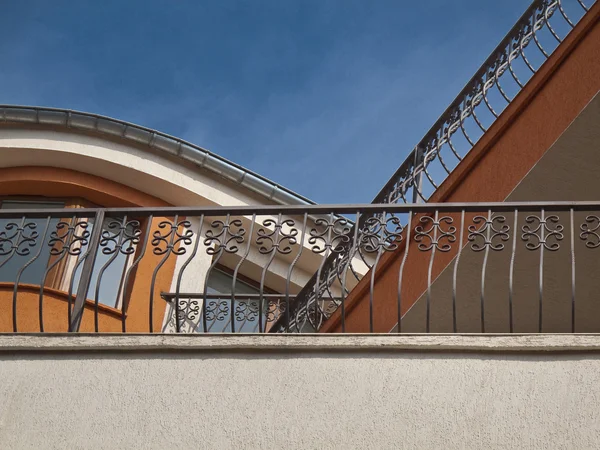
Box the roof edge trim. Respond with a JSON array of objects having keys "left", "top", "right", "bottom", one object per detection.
[{"left": 0, "top": 105, "right": 315, "bottom": 206}]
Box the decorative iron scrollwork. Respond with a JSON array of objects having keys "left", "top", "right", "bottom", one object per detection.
[
  {"left": 0, "top": 220, "right": 39, "bottom": 257},
  {"left": 49, "top": 220, "right": 90, "bottom": 256},
  {"left": 256, "top": 218, "right": 298, "bottom": 255},
  {"left": 235, "top": 301, "right": 259, "bottom": 323},
  {"left": 204, "top": 299, "right": 230, "bottom": 323},
  {"left": 522, "top": 214, "right": 564, "bottom": 251},
  {"left": 265, "top": 299, "right": 286, "bottom": 324},
  {"left": 99, "top": 219, "right": 142, "bottom": 255},
  {"left": 468, "top": 215, "right": 510, "bottom": 252},
  {"left": 152, "top": 219, "right": 193, "bottom": 255},
  {"left": 359, "top": 214, "right": 403, "bottom": 253},
  {"left": 309, "top": 217, "right": 352, "bottom": 254},
  {"left": 414, "top": 215, "right": 456, "bottom": 252},
  {"left": 580, "top": 215, "right": 600, "bottom": 248},
  {"left": 175, "top": 297, "right": 201, "bottom": 322},
  {"left": 204, "top": 218, "right": 246, "bottom": 255}
]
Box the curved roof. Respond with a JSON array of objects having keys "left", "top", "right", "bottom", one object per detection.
[{"left": 0, "top": 105, "right": 315, "bottom": 206}]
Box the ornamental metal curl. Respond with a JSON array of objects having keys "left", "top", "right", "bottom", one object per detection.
[
  {"left": 359, "top": 213, "right": 403, "bottom": 253},
  {"left": 203, "top": 218, "right": 245, "bottom": 255},
  {"left": 265, "top": 299, "right": 286, "bottom": 324},
  {"left": 0, "top": 220, "right": 39, "bottom": 257},
  {"left": 48, "top": 220, "right": 90, "bottom": 256},
  {"left": 256, "top": 218, "right": 298, "bottom": 255},
  {"left": 414, "top": 215, "right": 456, "bottom": 252},
  {"left": 468, "top": 215, "right": 510, "bottom": 252},
  {"left": 522, "top": 214, "right": 564, "bottom": 251},
  {"left": 308, "top": 217, "right": 352, "bottom": 254},
  {"left": 579, "top": 215, "right": 600, "bottom": 248},
  {"left": 204, "top": 299, "right": 230, "bottom": 323},
  {"left": 99, "top": 219, "right": 142, "bottom": 255},
  {"left": 235, "top": 301, "right": 259, "bottom": 323},
  {"left": 176, "top": 297, "right": 201, "bottom": 323},
  {"left": 152, "top": 219, "right": 193, "bottom": 255},
  {"left": 162, "top": 296, "right": 201, "bottom": 333}
]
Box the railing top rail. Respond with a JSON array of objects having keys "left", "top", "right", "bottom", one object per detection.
[{"left": 3, "top": 201, "right": 600, "bottom": 218}]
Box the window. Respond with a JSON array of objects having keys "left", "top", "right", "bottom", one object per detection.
[
  {"left": 70, "top": 217, "right": 137, "bottom": 309},
  {"left": 0, "top": 200, "right": 64, "bottom": 286},
  {"left": 202, "top": 268, "right": 272, "bottom": 332},
  {"left": 0, "top": 198, "right": 137, "bottom": 310}
]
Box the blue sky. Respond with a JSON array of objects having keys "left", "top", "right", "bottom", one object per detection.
[{"left": 0, "top": 1, "right": 528, "bottom": 203}]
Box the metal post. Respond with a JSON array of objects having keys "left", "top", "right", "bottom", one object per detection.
[
  {"left": 412, "top": 146, "right": 425, "bottom": 204},
  {"left": 70, "top": 209, "right": 105, "bottom": 332}
]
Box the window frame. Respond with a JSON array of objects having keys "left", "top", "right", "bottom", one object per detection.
[{"left": 208, "top": 264, "right": 278, "bottom": 295}]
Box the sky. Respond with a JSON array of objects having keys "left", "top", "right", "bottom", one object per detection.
[{"left": 0, "top": 0, "right": 530, "bottom": 204}]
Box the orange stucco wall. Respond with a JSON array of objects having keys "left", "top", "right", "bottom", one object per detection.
[
  {"left": 322, "top": 3, "right": 600, "bottom": 333},
  {"left": 0, "top": 166, "right": 177, "bottom": 332},
  {"left": 0, "top": 283, "right": 123, "bottom": 332}
]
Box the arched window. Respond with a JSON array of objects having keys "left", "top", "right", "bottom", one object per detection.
[{"left": 0, "top": 197, "right": 139, "bottom": 310}]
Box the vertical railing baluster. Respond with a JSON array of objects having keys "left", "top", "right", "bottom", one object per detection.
[
  {"left": 426, "top": 211, "right": 439, "bottom": 333},
  {"left": 480, "top": 209, "right": 492, "bottom": 333},
  {"left": 285, "top": 214, "right": 307, "bottom": 333},
  {"left": 40, "top": 216, "right": 76, "bottom": 332},
  {"left": 570, "top": 208, "right": 576, "bottom": 333},
  {"left": 452, "top": 210, "right": 465, "bottom": 333},
  {"left": 412, "top": 147, "right": 425, "bottom": 203},
  {"left": 13, "top": 217, "right": 51, "bottom": 332},
  {"left": 202, "top": 215, "right": 224, "bottom": 333},
  {"left": 340, "top": 212, "right": 360, "bottom": 333},
  {"left": 174, "top": 215, "right": 204, "bottom": 333},
  {"left": 0, "top": 216, "right": 26, "bottom": 330},
  {"left": 149, "top": 215, "right": 183, "bottom": 333},
  {"left": 121, "top": 216, "right": 152, "bottom": 333},
  {"left": 369, "top": 211, "right": 386, "bottom": 333},
  {"left": 538, "top": 209, "right": 545, "bottom": 333},
  {"left": 71, "top": 209, "right": 105, "bottom": 332},
  {"left": 231, "top": 215, "right": 254, "bottom": 333},
  {"left": 509, "top": 209, "right": 518, "bottom": 333},
  {"left": 397, "top": 210, "right": 412, "bottom": 334},
  {"left": 310, "top": 213, "right": 333, "bottom": 331},
  {"left": 93, "top": 216, "right": 127, "bottom": 332},
  {"left": 258, "top": 214, "right": 281, "bottom": 333}
]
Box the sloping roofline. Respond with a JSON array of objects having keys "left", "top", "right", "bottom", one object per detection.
[{"left": 0, "top": 105, "right": 315, "bottom": 206}]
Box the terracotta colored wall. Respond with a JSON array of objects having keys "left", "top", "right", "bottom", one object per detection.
[
  {"left": 322, "top": 4, "right": 600, "bottom": 333},
  {"left": 0, "top": 166, "right": 177, "bottom": 332}
]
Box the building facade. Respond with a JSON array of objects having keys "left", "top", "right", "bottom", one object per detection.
[{"left": 1, "top": 2, "right": 600, "bottom": 448}]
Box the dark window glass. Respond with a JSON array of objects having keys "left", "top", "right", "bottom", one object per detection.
[
  {"left": 0, "top": 201, "right": 135, "bottom": 309},
  {"left": 71, "top": 218, "right": 136, "bottom": 309},
  {"left": 203, "top": 269, "right": 265, "bottom": 332},
  {"left": 0, "top": 201, "right": 63, "bottom": 286}
]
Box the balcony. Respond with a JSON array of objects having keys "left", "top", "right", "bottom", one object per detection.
[
  {"left": 2, "top": 201, "right": 600, "bottom": 334},
  {"left": 0, "top": 2, "right": 599, "bottom": 448},
  {"left": 0, "top": 0, "right": 596, "bottom": 335}
]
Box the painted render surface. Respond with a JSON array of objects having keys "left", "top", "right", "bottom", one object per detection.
[{"left": 0, "top": 334, "right": 599, "bottom": 449}]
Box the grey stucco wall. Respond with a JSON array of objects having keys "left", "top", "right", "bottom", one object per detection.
[{"left": 0, "top": 334, "right": 599, "bottom": 450}]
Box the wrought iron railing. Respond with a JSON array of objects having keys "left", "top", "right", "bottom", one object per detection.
[
  {"left": 2, "top": 202, "right": 600, "bottom": 333},
  {"left": 280, "top": 0, "right": 596, "bottom": 332},
  {"left": 377, "top": 0, "right": 593, "bottom": 205}
]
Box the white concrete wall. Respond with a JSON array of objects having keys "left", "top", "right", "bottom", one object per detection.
[{"left": 1, "top": 334, "right": 599, "bottom": 450}]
